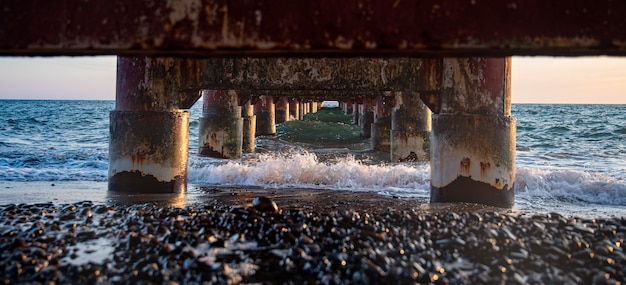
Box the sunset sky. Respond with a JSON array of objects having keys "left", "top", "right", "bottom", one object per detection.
[{"left": 0, "top": 56, "right": 624, "bottom": 104}]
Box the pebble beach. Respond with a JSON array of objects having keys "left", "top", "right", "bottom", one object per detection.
[{"left": 1, "top": 188, "right": 624, "bottom": 284}]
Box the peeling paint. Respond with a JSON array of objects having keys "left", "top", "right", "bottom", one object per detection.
[
  {"left": 431, "top": 114, "right": 516, "bottom": 191},
  {"left": 440, "top": 58, "right": 508, "bottom": 115},
  {"left": 109, "top": 110, "right": 189, "bottom": 190},
  {"left": 460, "top": 157, "right": 471, "bottom": 176}
]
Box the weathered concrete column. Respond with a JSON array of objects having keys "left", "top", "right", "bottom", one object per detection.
[
  {"left": 391, "top": 92, "right": 431, "bottom": 162},
  {"left": 289, "top": 99, "right": 300, "bottom": 120},
  {"left": 302, "top": 102, "right": 309, "bottom": 117},
  {"left": 352, "top": 102, "right": 360, "bottom": 124},
  {"left": 359, "top": 101, "right": 375, "bottom": 138},
  {"left": 275, "top": 97, "right": 290, "bottom": 123},
  {"left": 298, "top": 101, "right": 305, "bottom": 120},
  {"left": 241, "top": 99, "right": 256, "bottom": 153},
  {"left": 198, "top": 90, "right": 243, "bottom": 159},
  {"left": 311, "top": 101, "right": 318, "bottom": 113},
  {"left": 371, "top": 96, "right": 393, "bottom": 152},
  {"left": 109, "top": 57, "right": 201, "bottom": 193},
  {"left": 429, "top": 58, "right": 516, "bottom": 208},
  {"left": 344, "top": 101, "right": 353, "bottom": 114},
  {"left": 255, "top": 96, "right": 276, "bottom": 136}
]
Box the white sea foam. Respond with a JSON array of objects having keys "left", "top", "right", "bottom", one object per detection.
[
  {"left": 189, "top": 152, "right": 626, "bottom": 209},
  {"left": 515, "top": 167, "right": 626, "bottom": 206},
  {"left": 188, "top": 152, "right": 431, "bottom": 196}
]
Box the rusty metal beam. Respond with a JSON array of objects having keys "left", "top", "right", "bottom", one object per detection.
[
  {"left": 192, "top": 58, "right": 442, "bottom": 97},
  {"left": 2, "top": 0, "right": 625, "bottom": 57}
]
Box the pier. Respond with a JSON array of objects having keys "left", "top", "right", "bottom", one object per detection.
[{"left": 2, "top": 1, "right": 626, "bottom": 208}]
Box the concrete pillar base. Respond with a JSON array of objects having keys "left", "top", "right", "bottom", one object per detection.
[
  {"left": 256, "top": 96, "right": 277, "bottom": 136},
  {"left": 275, "top": 97, "right": 289, "bottom": 123},
  {"left": 311, "top": 101, "right": 318, "bottom": 113},
  {"left": 371, "top": 121, "right": 391, "bottom": 152},
  {"left": 289, "top": 99, "right": 299, "bottom": 121},
  {"left": 198, "top": 90, "right": 243, "bottom": 159},
  {"left": 109, "top": 110, "right": 189, "bottom": 193},
  {"left": 371, "top": 96, "right": 392, "bottom": 151},
  {"left": 359, "top": 103, "right": 374, "bottom": 138},
  {"left": 390, "top": 130, "right": 430, "bottom": 161},
  {"left": 390, "top": 91, "right": 431, "bottom": 162},
  {"left": 199, "top": 115, "right": 243, "bottom": 159},
  {"left": 298, "top": 102, "right": 305, "bottom": 120},
  {"left": 430, "top": 114, "right": 516, "bottom": 208},
  {"left": 342, "top": 102, "right": 351, "bottom": 114},
  {"left": 242, "top": 101, "right": 256, "bottom": 153}
]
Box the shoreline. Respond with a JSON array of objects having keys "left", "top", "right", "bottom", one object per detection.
[
  {"left": 0, "top": 191, "right": 624, "bottom": 283},
  {"left": 2, "top": 181, "right": 625, "bottom": 219},
  {"left": 0, "top": 181, "right": 498, "bottom": 214}
]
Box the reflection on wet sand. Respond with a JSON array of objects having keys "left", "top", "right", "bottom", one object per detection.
[{"left": 106, "top": 191, "right": 188, "bottom": 208}]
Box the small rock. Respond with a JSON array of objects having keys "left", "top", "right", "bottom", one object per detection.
[{"left": 252, "top": 197, "right": 279, "bottom": 213}]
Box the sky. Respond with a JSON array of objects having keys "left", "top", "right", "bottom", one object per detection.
[{"left": 0, "top": 56, "right": 624, "bottom": 104}]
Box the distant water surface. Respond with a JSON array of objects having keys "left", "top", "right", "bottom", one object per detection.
[{"left": 0, "top": 100, "right": 625, "bottom": 218}]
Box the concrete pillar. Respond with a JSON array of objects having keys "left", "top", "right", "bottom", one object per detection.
[
  {"left": 358, "top": 101, "right": 375, "bottom": 138},
  {"left": 198, "top": 90, "right": 243, "bottom": 159},
  {"left": 289, "top": 99, "right": 299, "bottom": 120},
  {"left": 344, "top": 101, "right": 353, "bottom": 114},
  {"left": 241, "top": 99, "right": 256, "bottom": 153},
  {"left": 109, "top": 57, "right": 201, "bottom": 193},
  {"left": 275, "top": 97, "right": 290, "bottom": 123},
  {"left": 430, "top": 57, "right": 516, "bottom": 208},
  {"left": 391, "top": 92, "right": 431, "bottom": 162},
  {"left": 302, "top": 102, "right": 309, "bottom": 117},
  {"left": 311, "top": 101, "right": 318, "bottom": 113},
  {"left": 352, "top": 102, "right": 359, "bottom": 124},
  {"left": 299, "top": 101, "right": 305, "bottom": 120},
  {"left": 371, "top": 96, "right": 393, "bottom": 152},
  {"left": 255, "top": 96, "right": 276, "bottom": 136}
]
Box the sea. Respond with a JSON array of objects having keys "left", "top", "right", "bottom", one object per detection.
[{"left": 1, "top": 100, "right": 625, "bottom": 219}]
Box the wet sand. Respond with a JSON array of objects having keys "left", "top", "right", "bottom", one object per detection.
[{"left": 0, "top": 181, "right": 499, "bottom": 214}]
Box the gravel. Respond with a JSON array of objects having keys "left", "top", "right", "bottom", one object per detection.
[{"left": 0, "top": 198, "right": 625, "bottom": 284}]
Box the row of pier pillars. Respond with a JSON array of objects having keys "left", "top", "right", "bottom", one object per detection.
[
  {"left": 109, "top": 57, "right": 516, "bottom": 208},
  {"left": 338, "top": 91, "right": 432, "bottom": 162},
  {"left": 197, "top": 90, "right": 325, "bottom": 159}
]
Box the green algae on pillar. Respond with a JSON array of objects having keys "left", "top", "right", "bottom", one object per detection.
[{"left": 198, "top": 90, "right": 243, "bottom": 159}]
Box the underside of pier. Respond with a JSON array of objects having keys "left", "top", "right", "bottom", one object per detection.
[{"left": 2, "top": 0, "right": 625, "bottom": 207}]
